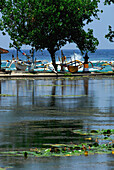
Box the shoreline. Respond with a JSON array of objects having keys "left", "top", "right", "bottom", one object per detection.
[{"left": 0, "top": 70, "right": 114, "bottom": 79}]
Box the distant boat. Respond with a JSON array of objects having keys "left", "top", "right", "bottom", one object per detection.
[
  {"left": 111, "top": 61, "right": 114, "bottom": 72},
  {"left": 14, "top": 61, "right": 27, "bottom": 71},
  {"left": 110, "top": 58, "right": 114, "bottom": 72}
]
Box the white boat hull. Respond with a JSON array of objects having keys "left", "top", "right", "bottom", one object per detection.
[
  {"left": 15, "top": 62, "right": 27, "bottom": 71},
  {"left": 112, "top": 67, "right": 114, "bottom": 72},
  {"left": 110, "top": 61, "right": 114, "bottom": 72}
]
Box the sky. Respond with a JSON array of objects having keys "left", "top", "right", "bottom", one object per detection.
[{"left": 0, "top": 1, "right": 114, "bottom": 50}]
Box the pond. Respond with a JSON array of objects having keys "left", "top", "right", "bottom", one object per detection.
[{"left": 0, "top": 77, "right": 114, "bottom": 169}]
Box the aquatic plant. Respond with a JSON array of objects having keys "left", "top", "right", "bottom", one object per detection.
[
  {"left": 0, "top": 129, "right": 113, "bottom": 158},
  {"left": 40, "top": 94, "right": 87, "bottom": 97},
  {"left": 0, "top": 94, "right": 16, "bottom": 97}
]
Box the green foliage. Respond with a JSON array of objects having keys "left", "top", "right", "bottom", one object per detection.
[
  {"left": 0, "top": 0, "right": 100, "bottom": 51},
  {"left": 104, "top": 0, "right": 114, "bottom": 5},
  {"left": 104, "top": 0, "right": 114, "bottom": 42},
  {"left": 0, "top": 0, "right": 113, "bottom": 56},
  {"left": 105, "top": 25, "right": 114, "bottom": 42},
  {"left": 0, "top": 0, "right": 102, "bottom": 70},
  {"left": 0, "top": 0, "right": 5, "bottom": 11}
]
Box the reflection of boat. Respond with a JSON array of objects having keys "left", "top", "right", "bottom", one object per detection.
[{"left": 15, "top": 61, "right": 27, "bottom": 71}]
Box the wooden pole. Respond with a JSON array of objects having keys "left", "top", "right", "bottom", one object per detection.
[
  {"left": 83, "top": 52, "right": 89, "bottom": 72},
  {"left": 0, "top": 54, "right": 1, "bottom": 71}
]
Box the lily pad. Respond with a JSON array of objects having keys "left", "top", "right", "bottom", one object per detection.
[
  {"left": 73, "top": 129, "right": 114, "bottom": 136},
  {"left": 0, "top": 129, "right": 114, "bottom": 158}
]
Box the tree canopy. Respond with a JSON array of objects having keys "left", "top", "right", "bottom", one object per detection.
[
  {"left": 0, "top": 0, "right": 111, "bottom": 70},
  {"left": 104, "top": 0, "right": 114, "bottom": 5},
  {"left": 104, "top": 0, "right": 114, "bottom": 42}
]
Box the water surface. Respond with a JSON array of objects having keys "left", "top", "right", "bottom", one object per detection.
[{"left": 0, "top": 77, "right": 114, "bottom": 169}]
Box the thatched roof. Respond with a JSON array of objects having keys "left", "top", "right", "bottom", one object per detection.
[{"left": 0, "top": 47, "right": 9, "bottom": 54}]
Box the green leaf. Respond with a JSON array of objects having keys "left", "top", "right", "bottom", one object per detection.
[{"left": 2, "top": 32, "right": 6, "bottom": 35}]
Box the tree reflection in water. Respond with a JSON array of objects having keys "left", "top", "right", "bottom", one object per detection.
[{"left": 0, "top": 77, "right": 113, "bottom": 151}]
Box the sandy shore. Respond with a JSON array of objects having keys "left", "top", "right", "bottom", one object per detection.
[{"left": 0, "top": 70, "right": 113, "bottom": 79}]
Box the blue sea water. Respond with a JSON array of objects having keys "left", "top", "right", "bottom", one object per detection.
[{"left": 1, "top": 49, "right": 114, "bottom": 72}]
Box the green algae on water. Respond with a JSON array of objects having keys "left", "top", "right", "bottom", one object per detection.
[{"left": 0, "top": 94, "right": 16, "bottom": 97}]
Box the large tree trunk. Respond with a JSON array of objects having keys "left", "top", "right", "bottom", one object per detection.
[{"left": 49, "top": 49, "right": 57, "bottom": 72}]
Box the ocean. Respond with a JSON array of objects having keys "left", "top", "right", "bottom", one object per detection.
[{"left": 1, "top": 49, "right": 114, "bottom": 72}]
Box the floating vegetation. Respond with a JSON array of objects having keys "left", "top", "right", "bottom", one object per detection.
[
  {"left": 0, "top": 129, "right": 113, "bottom": 158},
  {"left": 40, "top": 94, "right": 87, "bottom": 97},
  {"left": 0, "top": 94, "right": 16, "bottom": 97},
  {"left": 0, "top": 142, "right": 113, "bottom": 158},
  {"left": 0, "top": 167, "right": 13, "bottom": 170},
  {"left": 35, "top": 84, "right": 80, "bottom": 87},
  {"left": 73, "top": 129, "right": 114, "bottom": 136}
]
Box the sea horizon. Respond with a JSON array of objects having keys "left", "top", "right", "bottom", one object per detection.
[{"left": 3, "top": 47, "right": 114, "bottom": 50}]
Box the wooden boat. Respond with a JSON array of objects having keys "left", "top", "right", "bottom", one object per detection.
[
  {"left": 111, "top": 63, "right": 114, "bottom": 71},
  {"left": 112, "top": 67, "right": 114, "bottom": 72},
  {"left": 15, "top": 61, "right": 27, "bottom": 71},
  {"left": 68, "top": 65, "right": 78, "bottom": 73},
  {"left": 110, "top": 61, "right": 114, "bottom": 72}
]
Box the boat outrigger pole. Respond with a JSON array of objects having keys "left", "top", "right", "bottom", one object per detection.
[
  {"left": 30, "top": 48, "right": 35, "bottom": 64},
  {"left": 13, "top": 45, "right": 30, "bottom": 59}
]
